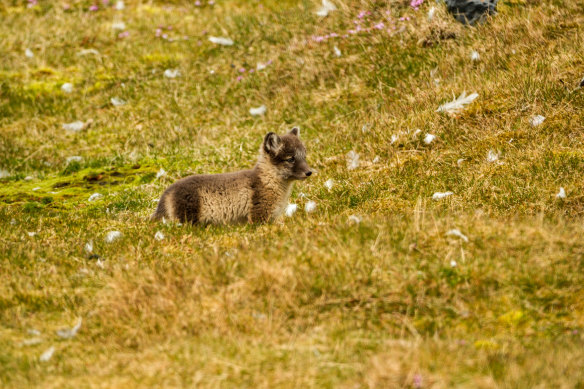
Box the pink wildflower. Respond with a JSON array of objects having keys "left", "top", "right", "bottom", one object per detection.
[
  {"left": 155, "top": 28, "right": 162, "bottom": 37},
  {"left": 27, "top": 0, "right": 38, "bottom": 8},
  {"left": 89, "top": 4, "right": 99, "bottom": 11},
  {"left": 236, "top": 76, "right": 243, "bottom": 81},
  {"left": 410, "top": 0, "right": 424, "bottom": 9},
  {"left": 413, "top": 374, "right": 423, "bottom": 389},
  {"left": 102, "top": 0, "right": 110, "bottom": 5},
  {"left": 374, "top": 22, "right": 384, "bottom": 29},
  {"left": 238, "top": 68, "right": 246, "bottom": 73},
  {"left": 118, "top": 31, "right": 129, "bottom": 38},
  {"left": 195, "top": 0, "right": 201, "bottom": 5}
]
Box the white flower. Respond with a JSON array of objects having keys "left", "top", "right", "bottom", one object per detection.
[
  {"left": 372, "top": 156, "right": 380, "bottom": 163},
  {"left": 61, "top": 83, "right": 73, "bottom": 93},
  {"left": 96, "top": 259, "right": 105, "bottom": 269},
  {"left": 412, "top": 129, "right": 422, "bottom": 137},
  {"left": 56, "top": 318, "right": 82, "bottom": 339},
  {"left": 27, "top": 232, "right": 36, "bottom": 237},
  {"left": 450, "top": 260, "right": 457, "bottom": 268},
  {"left": 88, "top": 193, "right": 102, "bottom": 202},
  {"left": 0, "top": 169, "right": 10, "bottom": 178},
  {"left": 164, "top": 69, "right": 180, "bottom": 78},
  {"left": 333, "top": 46, "right": 341, "bottom": 57},
  {"left": 423, "top": 134, "right": 436, "bottom": 144},
  {"left": 155, "top": 231, "right": 165, "bottom": 241},
  {"left": 105, "top": 231, "right": 122, "bottom": 243},
  {"left": 208, "top": 36, "right": 234, "bottom": 46},
  {"left": 437, "top": 92, "right": 479, "bottom": 114},
  {"left": 32, "top": 187, "right": 41, "bottom": 192},
  {"left": 156, "top": 168, "right": 166, "bottom": 179},
  {"left": 530, "top": 115, "right": 545, "bottom": 127},
  {"left": 348, "top": 215, "right": 362, "bottom": 224},
  {"left": 347, "top": 150, "right": 360, "bottom": 170},
  {"left": 446, "top": 229, "right": 469, "bottom": 242},
  {"left": 556, "top": 187, "right": 566, "bottom": 199},
  {"left": 457, "top": 158, "right": 465, "bottom": 167},
  {"left": 25, "top": 48, "right": 34, "bottom": 58},
  {"left": 324, "top": 179, "right": 334, "bottom": 190},
  {"left": 84, "top": 241, "right": 93, "bottom": 254},
  {"left": 39, "top": 347, "right": 55, "bottom": 362},
  {"left": 390, "top": 134, "right": 398, "bottom": 144},
  {"left": 285, "top": 203, "right": 297, "bottom": 217},
  {"left": 305, "top": 200, "right": 317, "bottom": 213},
  {"left": 428, "top": 6, "right": 436, "bottom": 21},
  {"left": 316, "top": 0, "right": 336, "bottom": 17},
  {"left": 432, "top": 191, "right": 453, "bottom": 200},
  {"left": 249, "top": 105, "right": 266, "bottom": 116},
  {"left": 115, "top": 1, "right": 125, "bottom": 10},
  {"left": 486, "top": 150, "right": 500, "bottom": 163},
  {"left": 471, "top": 51, "right": 480, "bottom": 61},
  {"left": 62, "top": 121, "right": 85, "bottom": 132},
  {"left": 110, "top": 97, "right": 126, "bottom": 106},
  {"left": 66, "top": 156, "right": 83, "bottom": 163},
  {"left": 112, "top": 21, "right": 126, "bottom": 30}
]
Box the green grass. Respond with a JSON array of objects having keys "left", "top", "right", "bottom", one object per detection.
[{"left": 1, "top": 0, "right": 584, "bottom": 387}]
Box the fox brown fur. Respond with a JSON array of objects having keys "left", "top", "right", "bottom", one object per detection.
[{"left": 151, "top": 128, "right": 312, "bottom": 224}]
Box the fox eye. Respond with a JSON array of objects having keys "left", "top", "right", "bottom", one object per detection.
[{"left": 286, "top": 157, "right": 295, "bottom": 163}]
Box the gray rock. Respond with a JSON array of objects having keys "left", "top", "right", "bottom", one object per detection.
[{"left": 445, "top": 0, "right": 498, "bottom": 26}]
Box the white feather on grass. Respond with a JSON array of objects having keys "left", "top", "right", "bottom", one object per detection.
[
  {"left": 88, "top": 193, "right": 102, "bottom": 202},
  {"left": 56, "top": 318, "right": 82, "bottom": 339},
  {"left": 154, "top": 231, "right": 165, "bottom": 241},
  {"left": 471, "top": 51, "right": 480, "bottom": 61},
  {"left": 25, "top": 48, "right": 34, "bottom": 58},
  {"left": 163, "top": 69, "right": 180, "bottom": 78},
  {"left": 66, "top": 156, "right": 83, "bottom": 163},
  {"left": 115, "top": 1, "right": 125, "bottom": 10},
  {"left": 423, "top": 134, "right": 436, "bottom": 144},
  {"left": 446, "top": 229, "right": 469, "bottom": 242},
  {"left": 486, "top": 150, "right": 500, "bottom": 163},
  {"left": 62, "top": 121, "right": 86, "bottom": 132},
  {"left": 61, "top": 83, "right": 73, "bottom": 93},
  {"left": 316, "top": 0, "right": 336, "bottom": 17},
  {"left": 450, "top": 260, "right": 457, "bottom": 268},
  {"left": 249, "top": 105, "right": 266, "bottom": 116},
  {"left": 208, "top": 36, "right": 234, "bottom": 46},
  {"left": 39, "top": 347, "right": 55, "bottom": 362},
  {"left": 530, "top": 115, "right": 545, "bottom": 127},
  {"left": 156, "top": 168, "right": 166, "bottom": 179},
  {"left": 436, "top": 92, "right": 478, "bottom": 115},
  {"left": 305, "top": 201, "right": 317, "bottom": 213},
  {"left": 77, "top": 49, "right": 100, "bottom": 56},
  {"left": 432, "top": 191, "right": 453, "bottom": 200},
  {"left": 428, "top": 6, "right": 436, "bottom": 21},
  {"left": 84, "top": 241, "right": 93, "bottom": 254},
  {"left": 333, "top": 46, "right": 341, "bottom": 57},
  {"left": 110, "top": 97, "right": 126, "bottom": 106},
  {"left": 348, "top": 215, "right": 362, "bottom": 224},
  {"left": 105, "top": 231, "right": 122, "bottom": 243},
  {"left": 324, "top": 179, "right": 334, "bottom": 190},
  {"left": 556, "top": 187, "right": 566, "bottom": 199},
  {"left": 285, "top": 203, "right": 297, "bottom": 217},
  {"left": 112, "top": 21, "right": 126, "bottom": 30},
  {"left": 347, "top": 151, "right": 360, "bottom": 170}
]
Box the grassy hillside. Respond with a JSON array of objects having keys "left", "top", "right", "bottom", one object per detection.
[{"left": 1, "top": 0, "right": 584, "bottom": 387}]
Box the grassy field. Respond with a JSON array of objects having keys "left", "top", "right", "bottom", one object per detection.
[{"left": 1, "top": 0, "right": 584, "bottom": 387}]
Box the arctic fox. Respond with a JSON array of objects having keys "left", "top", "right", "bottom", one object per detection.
[{"left": 151, "top": 127, "right": 312, "bottom": 224}]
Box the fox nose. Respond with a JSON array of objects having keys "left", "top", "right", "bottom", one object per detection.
[{"left": 305, "top": 171, "right": 312, "bottom": 177}]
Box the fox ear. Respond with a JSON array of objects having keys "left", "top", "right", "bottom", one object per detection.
[
  {"left": 289, "top": 127, "right": 300, "bottom": 137},
  {"left": 263, "top": 132, "right": 281, "bottom": 155}
]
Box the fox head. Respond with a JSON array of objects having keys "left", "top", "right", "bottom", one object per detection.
[{"left": 261, "top": 127, "right": 312, "bottom": 180}]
